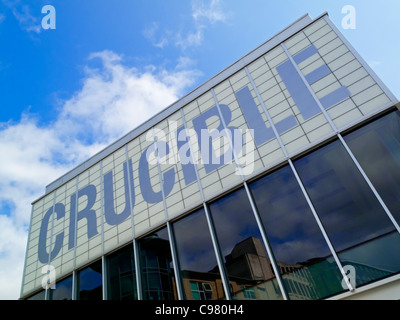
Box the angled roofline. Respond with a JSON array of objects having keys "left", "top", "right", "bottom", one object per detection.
[{"left": 37, "top": 12, "right": 329, "bottom": 202}]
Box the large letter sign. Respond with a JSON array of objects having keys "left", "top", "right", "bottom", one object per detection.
[
  {"left": 36, "top": 41, "right": 354, "bottom": 264},
  {"left": 38, "top": 203, "right": 65, "bottom": 264}
]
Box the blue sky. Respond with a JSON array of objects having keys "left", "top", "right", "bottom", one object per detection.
[{"left": 0, "top": 0, "right": 399, "bottom": 300}]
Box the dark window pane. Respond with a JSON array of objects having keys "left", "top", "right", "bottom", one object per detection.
[
  {"left": 208, "top": 188, "right": 283, "bottom": 300},
  {"left": 344, "top": 110, "right": 400, "bottom": 224},
  {"left": 26, "top": 290, "right": 46, "bottom": 300},
  {"left": 173, "top": 209, "right": 224, "bottom": 300},
  {"left": 249, "top": 165, "right": 345, "bottom": 299},
  {"left": 139, "top": 227, "right": 177, "bottom": 300},
  {"left": 49, "top": 276, "right": 73, "bottom": 300},
  {"left": 294, "top": 139, "right": 400, "bottom": 288},
  {"left": 78, "top": 260, "right": 103, "bottom": 300},
  {"left": 107, "top": 244, "right": 137, "bottom": 300}
]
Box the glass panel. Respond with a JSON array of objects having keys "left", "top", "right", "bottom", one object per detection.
[
  {"left": 249, "top": 165, "right": 345, "bottom": 299},
  {"left": 344, "top": 110, "right": 400, "bottom": 224},
  {"left": 139, "top": 227, "right": 177, "bottom": 300},
  {"left": 172, "top": 209, "right": 224, "bottom": 300},
  {"left": 294, "top": 139, "right": 400, "bottom": 288},
  {"left": 78, "top": 260, "right": 103, "bottom": 300},
  {"left": 208, "top": 188, "right": 283, "bottom": 300},
  {"left": 49, "top": 276, "right": 73, "bottom": 300},
  {"left": 26, "top": 290, "right": 46, "bottom": 300},
  {"left": 107, "top": 244, "right": 137, "bottom": 300}
]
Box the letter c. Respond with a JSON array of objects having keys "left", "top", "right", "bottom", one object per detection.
[
  {"left": 38, "top": 203, "right": 65, "bottom": 264},
  {"left": 139, "top": 141, "right": 175, "bottom": 203}
]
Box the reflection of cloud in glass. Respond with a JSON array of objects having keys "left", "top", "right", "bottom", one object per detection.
[
  {"left": 173, "top": 209, "right": 219, "bottom": 272},
  {"left": 249, "top": 165, "right": 332, "bottom": 265},
  {"left": 294, "top": 139, "right": 394, "bottom": 252},
  {"left": 344, "top": 111, "right": 400, "bottom": 224}
]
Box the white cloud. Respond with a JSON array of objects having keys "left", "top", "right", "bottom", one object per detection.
[
  {"left": 0, "top": 51, "right": 200, "bottom": 299},
  {"left": 144, "top": 0, "right": 229, "bottom": 51},
  {"left": 2, "top": 1, "right": 41, "bottom": 34},
  {"left": 143, "top": 22, "right": 169, "bottom": 49},
  {"left": 192, "top": 0, "right": 228, "bottom": 24},
  {"left": 176, "top": 0, "right": 229, "bottom": 50},
  {"left": 176, "top": 26, "right": 205, "bottom": 50}
]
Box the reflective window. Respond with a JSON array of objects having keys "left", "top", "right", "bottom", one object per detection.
[
  {"left": 49, "top": 276, "right": 73, "bottom": 300},
  {"left": 26, "top": 290, "right": 46, "bottom": 300},
  {"left": 78, "top": 260, "right": 103, "bottom": 300},
  {"left": 208, "top": 188, "right": 283, "bottom": 300},
  {"left": 172, "top": 209, "right": 224, "bottom": 300},
  {"left": 107, "top": 244, "right": 137, "bottom": 300},
  {"left": 294, "top": 139, "right": 400, "bottom": 288},
  {"left": 139, "top": 227, "right": 177, "bottom": 300},
  {"left": 249, "top": 165, "right": 345, "bottom": 299},
  {"left": 344, "top": 110, "right": 400, "bottom": 224}
]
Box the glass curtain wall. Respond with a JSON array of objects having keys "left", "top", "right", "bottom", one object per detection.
[
  {"left": 172, "top": 208, "right": 225, "bottom": 300},
  {"left": 207, "top": 188, "right": 284, "bottom": 300},
  {"left": 107, "top": 244, "right": 137, "bottom": 300},
  {"left": 248, "top": 165, "right": 345, "bottom": 299},
  {"left": 48, "top": 276, "right": 73, "bottom": 300},
  {"left": 294, "top": 137, "right": 400, "bottom": 288},
  {"left": 28, "top": 111, "right": 400, "bottom": 301},
  {"left": 77, "top": 260, "right": 103, "bottom": 300},
  {"left": 344, "top": 110, "right": 400, "bottom": 224},
  {"left": 138, "top": 227, "right": 177, "bottom": 300}
]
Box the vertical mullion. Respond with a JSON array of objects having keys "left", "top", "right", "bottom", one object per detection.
[
  {"left": 99, "top": 160, "right": 106, "bottom": 300},
  {"left": 152, "top": 125, "right": 185, "bottom": 300},
  {"left": 133, "top": 239, "right": 143, "bottom": 300},
  {"left": 45, "top": 191, "right": 57, "bottom": 300},
  {"left": 244, "top": 67, "right": 289, "bottom": 158},
  {"left": 288, "top": 159, "right": 354, "bottom": 292},
  {"left": 72, "top": 177, "right": 79, "bottom": 271},
  {"left": 211, "top": 89, "right": 245, "bottom": 180},
  {"left": 280, "top": 43, "right": 338, "bottom": 133},
  {"left": 244, "top": 67, "right": 290, "bottom": 299},
  {"left": 180, "top": 107, "right": 232, "bottom": 300},
  {"left": 72, "top": 270, "right": 78, "bottom": 300},
  {"left": 72, "top": 178, "right": 79, "bottom": 299},
  {"left": 102, "top": 255, "right": 107, "bottom": 300},
  {"left": 20, "top": 205, "right": 34, "bottom": 299},
  {"left": 179, "top": 109, "right": 206, "bottom": 202},
  {"left": 338, "top": 134, "right": 400, "bottom": 234},
  {"left": 152, "top": 127, "right": 169, "bottom": 222},
  {"left": 167, "top": 222, "right": 184, "bottom": 300},
  {"left": 243, "top": 182, "right": 289, "bottom": 300},
  {"left": 124, "top": 145, "right": 142, "bottom": 301},
  {"left": 203, "top": 203, "right": 232, "bottom": 300}
]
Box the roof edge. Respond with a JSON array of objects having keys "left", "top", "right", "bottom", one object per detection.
[{"left": 35, "top": 12, "right": 328, "bottom": 204}]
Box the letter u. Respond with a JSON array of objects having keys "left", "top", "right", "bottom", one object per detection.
[{"left": 104, "top": 159, "right": 135, "bottom": 226}]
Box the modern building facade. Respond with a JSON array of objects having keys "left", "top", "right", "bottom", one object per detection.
[{"left": 20, "top": 12, "right": 400, "bottom": 301}]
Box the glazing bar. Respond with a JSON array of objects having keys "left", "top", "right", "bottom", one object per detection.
[
  {"left": 167, "top": 221, "right": 184, "bottom": 300},
  {"left": 243, "top": 182, "right": 289, "bottom": 300},
  {"left": 288, "top": 159, "right": 354, "bottom": 292},
  {"left": 203, "top": 203, "right": 232, "bottom": 300},
  {"left": 338, "top": 134, "right": 400, "bottom": 234}
]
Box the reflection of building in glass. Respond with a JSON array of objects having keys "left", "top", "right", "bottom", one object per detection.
[
  {"left": 21, "top": 12, "right": 400, "bottom": 301},
  {"left": 224, "top": 237, "right": 281, "bottom": 300},
  {"left": 140, "top": 234, "right": 178, "bottom": 300}
]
